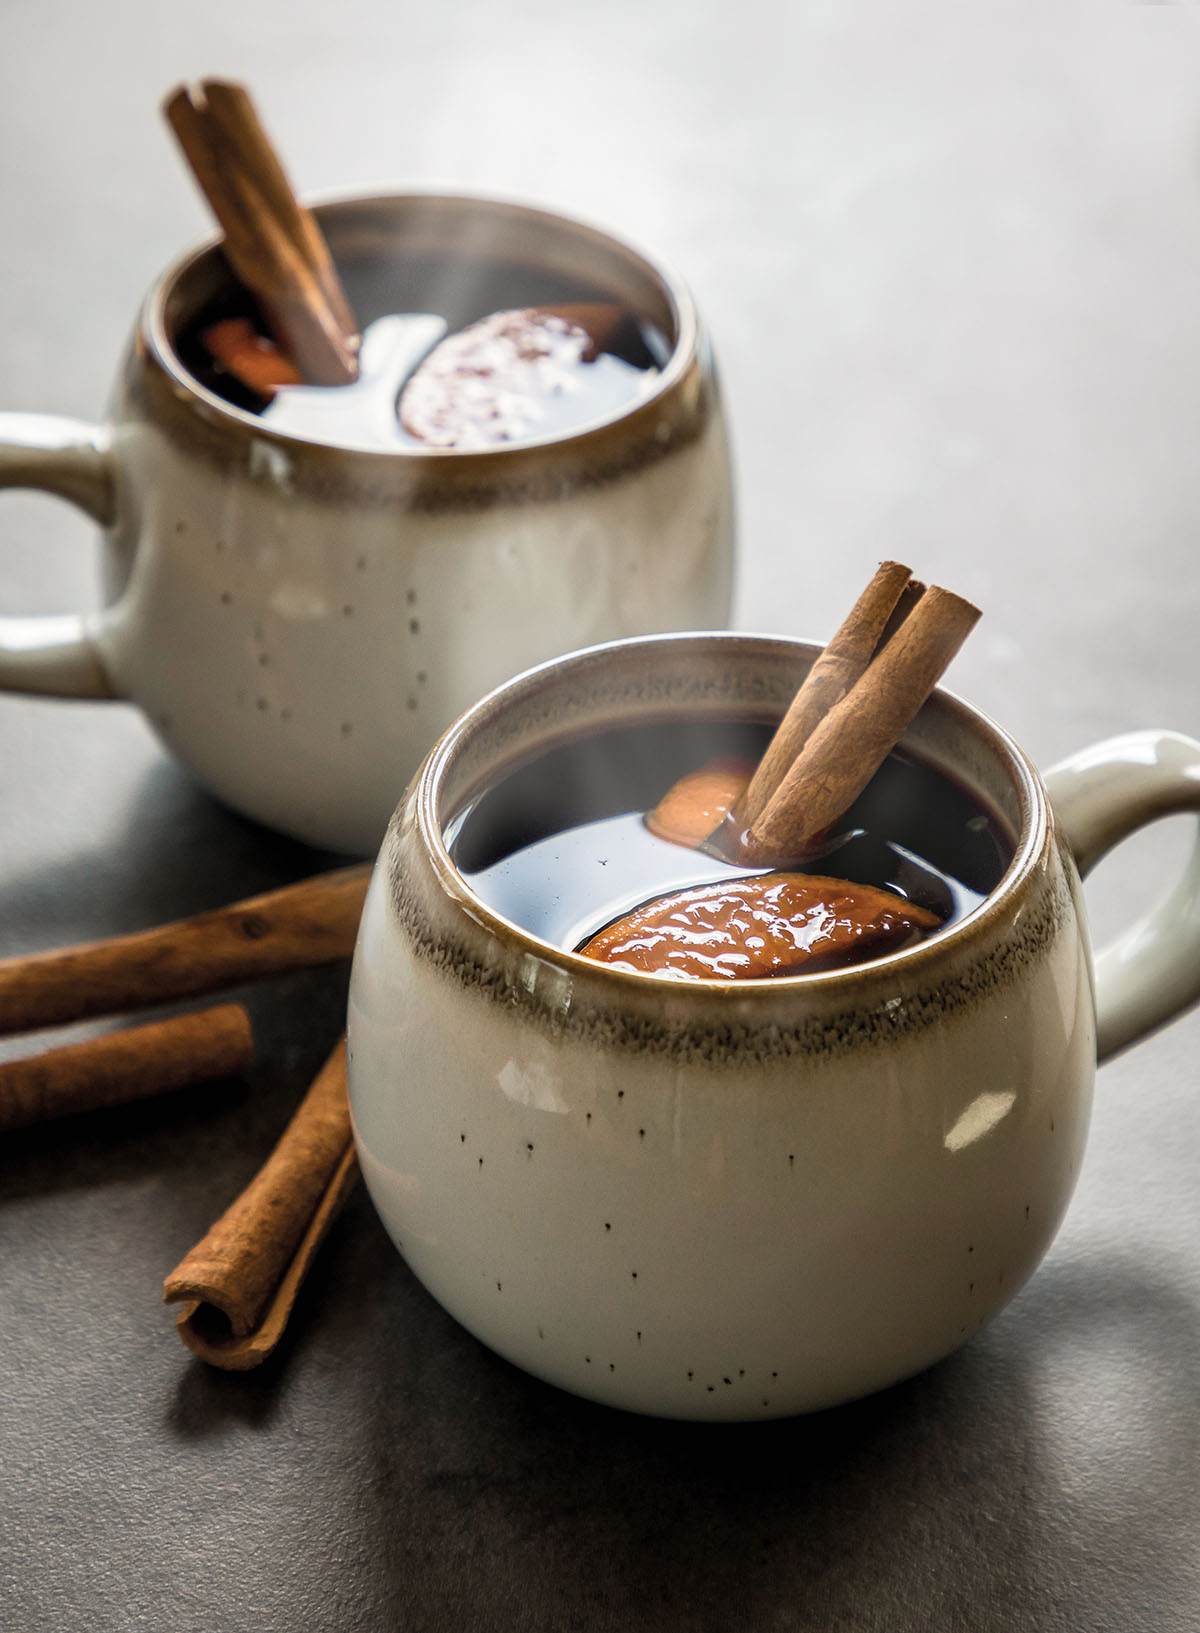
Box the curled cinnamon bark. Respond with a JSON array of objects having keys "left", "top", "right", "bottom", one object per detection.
[
  {"left": 734, "top": 560, "right": 917, "bottom": 829},
  {"left": 0, "top": 1004, "right": 254, "bottom": 1132},
  {"left": 739, "top": 584, "right": 980, "bottom": 861},
  {"left": 646, "top": 567, "right": 980, "bottom": 869},
  {"left": 163, "top": 1038, "right": 357, "bottom": 1370},
  {"left": 163, "top": 79, "right": 359, "bottom": 385},
  {"left": 0, "top": 864, "right": 369, "bottom": 1039}
]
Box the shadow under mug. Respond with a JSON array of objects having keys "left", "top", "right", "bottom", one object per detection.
[
  {"left": 0, "top": 192, "right": 735, "bottom": 855},
  {"left": 346, "top": 632, "right": 1200, "bottom": 1421}
]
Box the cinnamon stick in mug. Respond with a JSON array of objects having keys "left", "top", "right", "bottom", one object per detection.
[
  {"left": 163, "top": 79, "right": 359, "bottom": 386},
  {"left": 163, "top": 1037, "right": 357, "bottom": 1370},
  {"left": 0, "top": 1004, "right": 254, "bottom": 1132},
  {"left": 739, "top": 584, "right": 980, "bottom": 862},
  {"left": 646, "top": 567, "right": 979, "bottom": 865},
  {"left": 734, "top": 560, "right": 917, "bottom": 828}
]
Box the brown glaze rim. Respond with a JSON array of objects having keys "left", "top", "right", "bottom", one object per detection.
[
  {"left": 387, "top": 844, "right": 1072, "bottom": 1062},
  {"left": 132, "top": 189, "right": 713, "bottom": 511},
  {"left": 383, "top": 633, "right": 1073, "bottom": 1058}
]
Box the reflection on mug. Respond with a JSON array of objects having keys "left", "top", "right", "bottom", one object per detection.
[
  {"left": 0, "top": 193, "right": 736, "bottom": 854},
  {"left": 347, "top": 632, "right": 1200, "bottom": 1421}
]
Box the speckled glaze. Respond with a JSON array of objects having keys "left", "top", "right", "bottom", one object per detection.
[
  {"left": 345, "top": 633, "right": 1200, "bottom": 1421},
  {"left": 0, "top": 194, "right": 734, "bottom": 854}
]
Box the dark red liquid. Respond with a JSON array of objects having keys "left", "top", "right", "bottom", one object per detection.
[
  {"left": 447, "top": 719, "right": 1014, "bottom": 968},
  {"left": 176, "top": 253, "right": 668, "bottom": 450}
]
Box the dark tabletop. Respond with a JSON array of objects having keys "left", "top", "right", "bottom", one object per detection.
[{"left": 3, "top": 4, "right": 1200, "bottom": 1629}]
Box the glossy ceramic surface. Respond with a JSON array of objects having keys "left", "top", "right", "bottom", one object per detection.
[
  {"left": 347, "top": 633, "right": 1200, "bottom": 1419},
  {"left": 0, "top": 194, "right": 735, "bottom": 854}
]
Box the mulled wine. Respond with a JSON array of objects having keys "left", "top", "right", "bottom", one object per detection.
[
  {"left": 447, "top": 718, "right": 1014, "bottom": 978},
  {"left": 176, "top": 250, "right": 668, "bottom": 451}
]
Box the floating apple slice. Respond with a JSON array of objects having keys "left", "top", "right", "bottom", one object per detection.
[
  {"left": 397, "top": 304, "right": 654, "bottom": 449},
  {"left": 579, "top": 872, "right": 940, "bottom": 981}
]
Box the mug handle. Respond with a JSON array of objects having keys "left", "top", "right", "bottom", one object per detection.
[
  {"left": 0, "top": 411, "right": 119, "bottom": 697},
  {"left": 1045, "top": 729, "right": 1200, "bottom": 1064}
]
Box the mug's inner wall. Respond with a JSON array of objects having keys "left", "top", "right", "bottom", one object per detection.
[
  {"left": 432, "top": 635, "right": 1029, "bottom": 881},
  {"left": 158, "top": 194, "right": 682, "bottom": 383}
]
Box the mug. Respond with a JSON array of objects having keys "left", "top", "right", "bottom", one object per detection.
[
  {"left": 0, "top": 192, "right": 734, "bottom": 855},
  {"left": 346, "top": 632, "right": 1200, "bottom": 1421}
]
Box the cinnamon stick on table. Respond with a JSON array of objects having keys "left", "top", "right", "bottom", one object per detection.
[
  {"left": 163, "top": 1037, "right": 357, "bottom": 1370},
  {"left": 0, "top": 1004, "right": 254, "bottom": 1133},
  {"left": 0, "top": 864, "right": 369, "bottom": 1040}
]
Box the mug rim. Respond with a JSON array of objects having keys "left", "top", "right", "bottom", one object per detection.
[
  {"left": 411, "top": 630, "right": 1050, "bottom": 999},
  {"left": 141, "top": 186, "right": 700, "bottom": 460}
]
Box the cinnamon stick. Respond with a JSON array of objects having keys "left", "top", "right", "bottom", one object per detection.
[
  {"left": 163, "top": 1038, "right": 357, "bottom": 1370},
  {"left": 872, "top": 574, "right": 927, "bottom": 655},
  {"left": 163, "top": 80, "right": 359, "bottom": 386},
  {"left": 647, "top": 567, "right": 980, "bottom": 868},
  {"left": 0, "top": 864, "right": 369, "bottom": 1039},
  {"left": 735, "top": 561, "right": 917, "bottom": 828},
  {"left": 0, "top": 1003, "right": 254, "bottom": 1132},
  {"left": 741, "top": 584, "right": 980, "bottom": 861},
  {"left": 197, "top": 80, "right": 359, "bottom": 349}
]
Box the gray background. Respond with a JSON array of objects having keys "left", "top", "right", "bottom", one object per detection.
[{"left": 2, "top": 2, "right": 1199, "bottom": 1629}]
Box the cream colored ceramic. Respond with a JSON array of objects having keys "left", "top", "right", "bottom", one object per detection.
[
  {"left": 0, "top": 193, "right": 734, "bottom": 854},
  {"left": 346, "top": 632, "right": 1200, "bottom": 1421}
]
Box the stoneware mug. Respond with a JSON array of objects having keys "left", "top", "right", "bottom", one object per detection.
[
  {"left": 0, "top": 192, "right": 734, "bottom": 855},
  {"left": 347, "top": 632, "right": 1200, "bottom": 1421}
]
